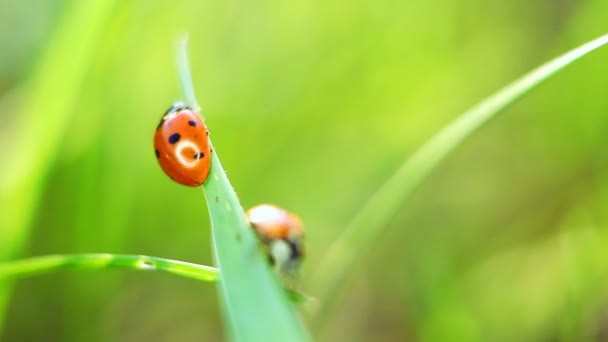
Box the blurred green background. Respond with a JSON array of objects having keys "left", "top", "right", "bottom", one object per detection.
[{"left": 1, "top": 0, "right": 608, "bottom": 341}]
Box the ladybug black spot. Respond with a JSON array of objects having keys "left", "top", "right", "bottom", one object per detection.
[
  {"left": 289, "top": 241, "right": 301, "bottom": 259},
  {"left": 188, "top": 120, "right": 197, "bottom": 127},
  {"left": 193, "top": 152, "right": 205, "bottom": 159},
  {"left": 168, "top": 133, "right": 181, "bottom": 144},
  {"left": 155, "top": 149, "right": 160, "bottom": 158}
]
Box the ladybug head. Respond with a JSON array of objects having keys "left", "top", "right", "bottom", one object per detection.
[{"left": 164, "top": 101, "right": 191, "bottom": 116}]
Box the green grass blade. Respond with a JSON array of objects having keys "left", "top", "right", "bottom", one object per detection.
[
  {"left": 310, "top": 34, "right": 608, "bottom": 318},
  {"left": 177, "top": 38, "right": 311, "bottom": 341},
  {"left": 0, "top": 254, "right": 219, "bottom": 282},
  {"left": 176, "top": 35, "right": 201, "bottom": 112},
  {"left": 204, "top": 152, "right": 311, "bottom": 341}
]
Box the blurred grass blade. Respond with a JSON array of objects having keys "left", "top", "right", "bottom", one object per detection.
[
  {"left": 176, "top": 35, "right": 201, "bottom": 112},
  {"left": 177, "top": 38, "right": 311, "bottom": 341},
  {"left": 0, "top": 0, "right": 116, "bottom": 332},
  {"left": 0, "top": 254, "right": 219, "bottom": 282},
  {"left": 311, "top": 34, "right": 608, "bottom": 318}
]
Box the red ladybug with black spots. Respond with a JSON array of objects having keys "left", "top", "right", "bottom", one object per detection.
[{"left": 154, "top": 103, "right": 211, "bottom": 186}]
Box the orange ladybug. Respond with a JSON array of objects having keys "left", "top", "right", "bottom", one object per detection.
[
  {"left": 154, "top": 103, "right": 211, "bottom": 186},
  {"left": 246, "top": 204, "right": 304, "bottom": 274}
]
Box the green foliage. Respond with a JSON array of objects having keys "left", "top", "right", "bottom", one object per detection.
[
  {"left": 2, "top": 0, "right": 608, "bottom": 341},
  {"left": 0, "top": 0, "right": 116, "bottom": 334}
]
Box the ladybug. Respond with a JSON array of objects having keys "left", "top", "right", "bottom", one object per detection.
[
  {"left": 154, "top": 102, "right": 211, "bottom": 187},
  {"left": 246, "top": 204, "right": 304, "bottom": 274}
]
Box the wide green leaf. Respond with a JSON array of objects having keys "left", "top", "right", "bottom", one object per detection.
[{"left": 203, "top": 150, "right": 310, "bottom": 341}]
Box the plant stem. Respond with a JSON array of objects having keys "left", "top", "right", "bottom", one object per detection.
[{"left": 0, "top": 254, "right": 219, "bottom": 282}]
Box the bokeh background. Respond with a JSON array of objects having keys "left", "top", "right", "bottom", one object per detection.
[{"left": 1, "top": 0, "right": 608, "bottom": 341}]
